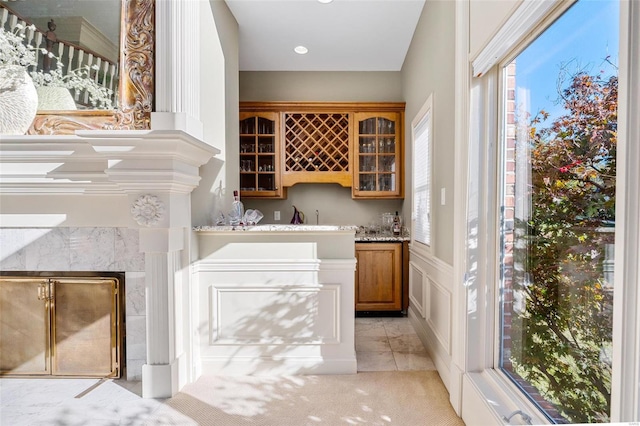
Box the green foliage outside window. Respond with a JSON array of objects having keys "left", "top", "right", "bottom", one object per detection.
[{"left": 507, "top": 69, "right": 617, "bottom": 423}]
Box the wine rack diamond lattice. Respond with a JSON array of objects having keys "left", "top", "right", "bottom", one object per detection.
[{"left": 284, "top": 113, "right": 350, "bottom": 172}]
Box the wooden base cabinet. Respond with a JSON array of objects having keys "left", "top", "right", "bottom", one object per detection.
[{"left": 355, "top": 242, "right": 403, "bottom": 311}]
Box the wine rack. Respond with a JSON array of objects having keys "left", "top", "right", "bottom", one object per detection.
[{"left": 282, "top": 113, "right": 352, "bottom": 187}]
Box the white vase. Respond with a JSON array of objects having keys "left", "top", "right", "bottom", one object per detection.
[
  {"left": 36, "top": 86, "right": 78, "bottom": 111},
  {"left": 0, "top": 65, "right": 38, "bottom": 135}
]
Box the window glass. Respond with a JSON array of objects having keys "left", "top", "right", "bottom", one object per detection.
[
  {"left": 413, "top": 101, "right": 432, "bottom": 246},
  {"left": 499, "top": 0, "right": 618, "bottom": 423}
]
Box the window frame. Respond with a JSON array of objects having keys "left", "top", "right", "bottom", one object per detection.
[
  {"left": 411, "top": 94, "right": 434, "bottom": 254},
  {"left": 459, "top": 0, "right": 639, "bottom": 423}
]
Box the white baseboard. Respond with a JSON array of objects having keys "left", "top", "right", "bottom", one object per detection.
[
  {"left": 408, "top": 307, "right": 451, "bottom": 391},
  {"left": 200, "top": 356, "right": 358, "bottom": 376}
]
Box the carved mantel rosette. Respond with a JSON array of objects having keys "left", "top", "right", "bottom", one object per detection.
[{"left": 131, "top": 194, "right": 165, "bottom": 227}]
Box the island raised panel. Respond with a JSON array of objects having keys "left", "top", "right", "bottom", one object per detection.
[{"left": 193, "top": 225, "right": 357, "bottom": 375}]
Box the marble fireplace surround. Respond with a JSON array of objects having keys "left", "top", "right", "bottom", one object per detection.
[
  {"left": 0, "top": 130, "right": 219, "bottom": 397},
  {"left": 0, "top": 226, "right": 146, "bottom": 380}
]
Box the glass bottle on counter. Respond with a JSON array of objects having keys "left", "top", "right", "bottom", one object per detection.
[
  {"left": 381, "top": 212, "right": 394, "bottom": 235},
  {"left": 229, "top": 190, "right": 245, "bottom": 226},
  {"left": 392, "top": 211, "right": 401, "bottom": 236}
]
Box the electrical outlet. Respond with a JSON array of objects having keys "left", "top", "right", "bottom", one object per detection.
[{"left": 274, "top": 211, "right": 280, "bottom": 221}]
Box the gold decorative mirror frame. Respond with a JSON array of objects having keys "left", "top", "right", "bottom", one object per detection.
[{"left": 28, "top": 0, "right": 154, "bottom": 135}]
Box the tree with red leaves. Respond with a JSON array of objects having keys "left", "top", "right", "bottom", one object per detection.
[{"left": 509, "top": 68, "right": 617, "bottom": 423}]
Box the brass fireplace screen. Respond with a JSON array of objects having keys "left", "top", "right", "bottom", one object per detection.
[{"left": 0, "top": 276, "right": 122, "bottom": 378}]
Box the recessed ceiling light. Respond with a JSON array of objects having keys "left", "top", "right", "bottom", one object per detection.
[
  {"left": 294, "top": 45, "right": 309, "bottom": 55},
  {"left": 318, "top": 0, "right": 334, "bottom": 3}
]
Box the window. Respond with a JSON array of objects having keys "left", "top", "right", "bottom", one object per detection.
[
  {"left": 412, "top": 95, "right": 433, "bottom": 248},
  {"left": 498, "top": 1, "right": 618, "bottom": 423}
]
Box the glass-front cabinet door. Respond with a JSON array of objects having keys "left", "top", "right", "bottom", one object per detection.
[
  {"left": 353, "top": 112, "right": 403, "bottom": 198},
  {"left": 239, "top": 112, "right": 284, "bottom": 199}
]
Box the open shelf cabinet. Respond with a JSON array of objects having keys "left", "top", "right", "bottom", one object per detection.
[{"left": 239, "top": 111, "right": 285, "bottom": 199}]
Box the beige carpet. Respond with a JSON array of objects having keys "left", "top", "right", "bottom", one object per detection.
[{"left": 146, "top": 371, "right": 465, "bottom": 425}]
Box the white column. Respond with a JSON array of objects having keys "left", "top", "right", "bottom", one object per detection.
[
  {"left": 153, "top": 0, "right": 203, "bottom": 138},
  {"left": 141, "top": 227, "right": 184, "bottom": 398}
]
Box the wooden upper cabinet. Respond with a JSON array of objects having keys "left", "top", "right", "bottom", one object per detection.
[
  {"left": 352, "top": 111, "right": 404, "bottom": 199},
  {"left": 238, "top": 102, "right": 404, "bottom": 199},
  {"left": 239, "top": 111, "right": 285, "bottom": 199}
]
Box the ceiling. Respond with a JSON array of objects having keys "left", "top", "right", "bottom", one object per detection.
[
  {"left": 7, "top": 0, "right": 426, "bottom": 72},
  {"left": 224, "top": 0, "right": 426, "bottom": 72}
]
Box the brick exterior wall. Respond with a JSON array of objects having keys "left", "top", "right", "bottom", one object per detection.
[{"left": 501, "top": 61, "right": 516, "bottom": 371}]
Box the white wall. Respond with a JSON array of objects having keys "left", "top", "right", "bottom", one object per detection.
[
  {"left": 191, "top": 0, "right": 239, "bottom": 226},
  {"left": 399, "top": 0, "right": 527, "bottom": 400},
  {"left": 240, "top": 71, "right": 402, "bottom": 102},
  {"left": 402, "top": 0, "right": 456, "bottom": 265},
  {"left": 469, "top": 0, "right": 522, "bottom": 60},
  {"left": 400, "top": 0, "right": 458, "bottom": 401},
  {"left": 243, "top": 184, "right": 403, "bottom": 227}
]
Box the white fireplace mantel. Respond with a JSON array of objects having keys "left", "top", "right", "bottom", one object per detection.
[
  {"left": 0, "top": 129, "right": 219, "bottom": 398},
  {"left": 0, "top": 130, "right": 220, "bottom": 195}
]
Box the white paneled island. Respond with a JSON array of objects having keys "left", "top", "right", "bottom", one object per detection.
[{"left": 191, "top": 225, "right": 358, "bottom": 375}]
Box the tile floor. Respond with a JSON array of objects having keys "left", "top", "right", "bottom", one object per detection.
[
  {"left": 355, "top": 316, "right": 436, "bottom": 372},
  {"left": 1, "top": 317, "right": 436, "bottom": 425}
]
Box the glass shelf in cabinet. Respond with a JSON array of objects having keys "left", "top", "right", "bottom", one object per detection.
[
  {"left": 359, "top": 118, "right": 377, "bottom": 134},
  {"left": 377, "top": 173, "right": 395, "bottom": 191},
  {"left": 258, "top": 174, "right": 275, "bottom": 191},
  {"left": 378, "top": 137, "right": 396, "bottom": 153},
  {"left": 359, "top": 143, "right": 376, "bottom": 154},
  {"left": 378, "top": 155, "right": 396, "bottom": 172},
  {"left": 257, "top": 117, "right": 274, "bottom": 134},
  {"left": 377, "top": 118, "right": 395, "bottom": 135},
  {"left": 258, "top": 136, "right": 274, "bottom": 152},
  {"left": 359, "top": 155, "right": 377, "bottom": 172},
  {"left": 240, "top": 159, "right": 255, "bottom": 172},
  {"left": 359, "top": 175, "right": 376, "bottom": 191},
  {"left": 239, "top": 118, "right": 256, "bottom": 135}
]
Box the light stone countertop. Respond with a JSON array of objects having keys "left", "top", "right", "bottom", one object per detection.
[
  {"left": 193, "top": 224, "right": 358, "bottom": 232},
  {"left": 354, "top": 227, "right": 410, "bottom": 242},
  {"left": 193, "top": 224, "right": 410, "bottom": 241}
]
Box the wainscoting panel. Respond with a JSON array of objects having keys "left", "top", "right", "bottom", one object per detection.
[
  {"left": 426, "top": 277, "right": 451, "bottom": 353},
  {"left": 210, "top": 284, "right": 339, "bottom": 345},
  {"left": 408, "top": 246, "right": 454, "bottom": 391},
  {"left": 409, "top": 261, "right": 427, "bottom": 318}
]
